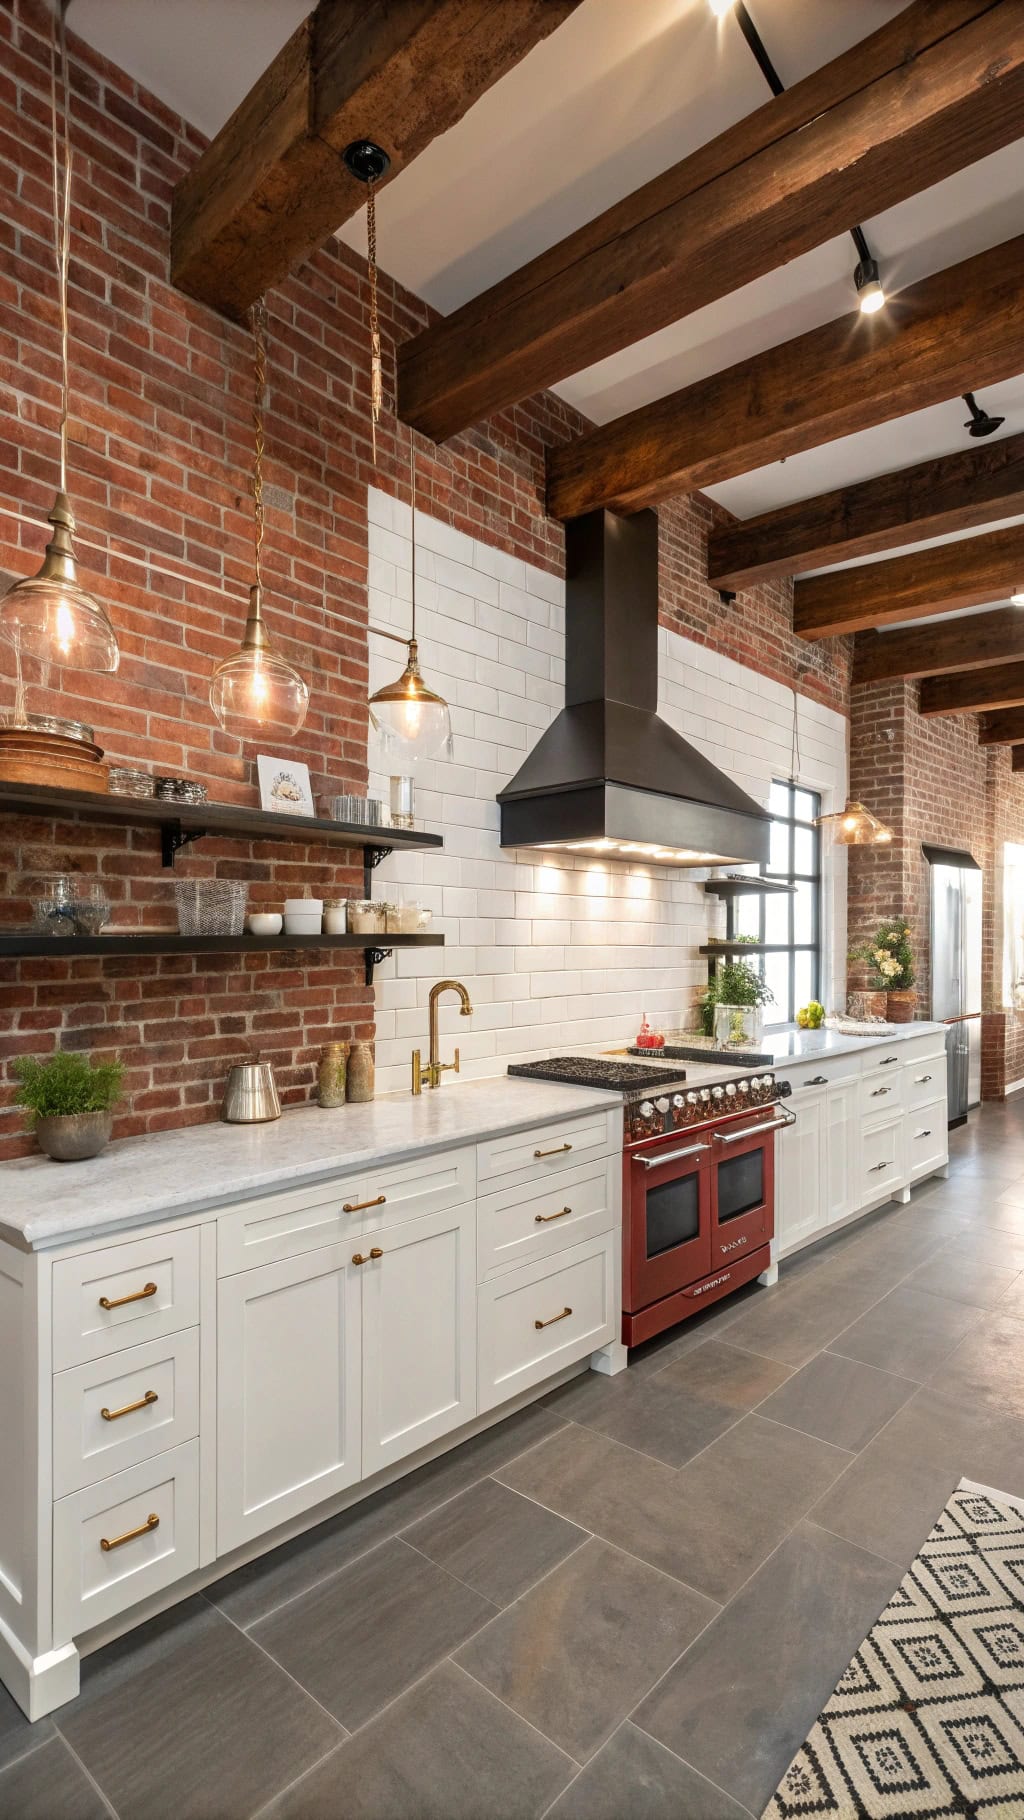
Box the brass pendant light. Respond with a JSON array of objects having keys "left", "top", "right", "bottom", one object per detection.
[
  {"left": 368, "top": 430, "right": 453, "bottom": 765},
  {"left": 209, "top": 301, "right": 309, "bottom": 739},
  {"left": 817, "top": 801, "right": 894, "bottom": 846},
  {"left": 0, "top": 0, "right": 118, "bottom": 678}
]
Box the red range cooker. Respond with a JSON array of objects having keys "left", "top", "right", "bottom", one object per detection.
[{"left": 508, "top": 1057, "right": 794, "bottom": 1347}]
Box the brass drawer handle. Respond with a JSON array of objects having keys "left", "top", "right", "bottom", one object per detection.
[
  {"left": 99, "top": 1282, "right": 157, "bottom": 1311},
  {"left": 534, "top": 1143, "right": 572, "bottom": 1159},
  {"left": 868, "top": 1160, "right": 889, "bottom": 1172},
  {"left": 101, "top": 1512, "right": 159, "bottom": 1552},
  {"left": 535, "top": 1206, "right": 572, "bottom": 1224},
  {"left": 535, "top": 1306, "right": 572, "bottom": 1330},
  {"left": 915, "top": 1074, "right": 933, "bottom": 1083},
  {"left": 870, "top": 1086, "right": 892, "bottom": 1096},
  {"left": 342, "top": 1195, "right": 387, "bottom": 1213},
  {"left": 352, "top": 1248, "right": 384, "bottom": 1265},
  {"left": 101, "top": 1390, "right": 158, "bottom": 1422},
  {"left": 880, "top": 1056, "right": 899, "bottom": 1065}
]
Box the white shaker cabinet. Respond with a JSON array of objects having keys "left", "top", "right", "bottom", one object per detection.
[
  {"left": 826, "top": 1076, "right": 859, "bottom": 1228},
  {"left": 776, "top": 1083, "right": 827, "bottom": 1251}
]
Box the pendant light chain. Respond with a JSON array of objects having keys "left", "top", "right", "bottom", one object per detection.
[
  {"left": 409, "top": 423, "right": 416, "bottom": 644},
  {"left": 367, "top": 177, "right": 383, "bottom": 461},
  {"left": 49, "top": 0, "right": 72, "bottom": 492},
  {"left": 251, "top": 297, "right": 268, "bottom": 599},
  {"left": 789, "top": 685, "right": 802, "bottom": 784}
]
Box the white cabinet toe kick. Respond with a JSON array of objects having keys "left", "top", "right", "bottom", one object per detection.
[
  {"left": 775, "top": 1032, "right": 949, "bottom": 1261},
  {"left": 0, "top": 1104, "right": 621, "bottom": 1721}
]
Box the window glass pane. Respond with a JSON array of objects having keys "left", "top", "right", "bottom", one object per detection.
[
  {"left": 768, "top": 821, "right": 790, "bottom": 874},
  {"left": 793, "top": 880, "right": 814, "bottom": 944},
  {"left": 793, "top": 950, "right": 814, "bottom": 1010},
  {"left": 765, "top": 891, "right": 789, "bottom": 944},
  {"left": 793, "top": 825, "right": 816, "bottom": 875},
  {"left": 792, "top": 788, "right": 817, "bottom": 823},
  {"left": 764, "top": 953, "right": 790, "bottom": 1019},
  {"left": 735, "top": 894, "right": 760, "bottom": 939},
  {"left": 769, "top": 781, "right": 791, "bottom": 817}
]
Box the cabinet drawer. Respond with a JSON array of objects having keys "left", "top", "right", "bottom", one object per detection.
[
  {"left": 53, "top": 1229, "right": 200, "bottom": 1371},
  {"left": 53, "top": 1329, "right": 199, "bottom": 1499},
  {"left": 53, "top": 1440, "right": 199, "bottom": 1640},
  {"left": 859, "top": 1066, "right": 904, "bottom": 1118},
  {"left": 905, "top": 1060, "right": 945, "bottom": 1111},
  {"left": 477, "top": 1111, "right": 618, "bottom": 1193},
  {"left": 899, "top": 1032, "right": 947, "bottom": 1067},
  {"left": 908, "top": 1098, "right": 949, "bottom": 1179},
  {"left": 477, "top": 1155, "right": 618, "bottom": 1281},
  {"left": 860, "top": 1116, "right": 904, "bottom": 1207},
  {"left": 218, "top": 1174, "right": 362, "bottom": 1275},
  {"left": 478, "top": 1233, "right": 615, "bottom": 1414},
  {"left": 785, "top": 1059, "right": 859, "bottom": 1093},
  {"left": 360, "top": 1147, "right": 476, "bottom": 1230}
]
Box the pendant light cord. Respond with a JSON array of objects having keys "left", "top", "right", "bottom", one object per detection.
[
  {"left": 790, "top": 685, "right": 802, "bottom": 783},
  {"left": 367, "top": 178, "right": 382, "bottom": 462},
  {"left": 251, "top": 298, "right": 267, "bottom": 600},
  {"left": 409, "top": 424, "right": 416, "bottom": 644},
  {"left": 49, "top": 0, "right": 72, "bottom": 493}
]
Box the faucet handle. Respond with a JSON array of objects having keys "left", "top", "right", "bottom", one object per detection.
[{"left": 438, "top": 1048, "right": 460, "bottom": 1078}]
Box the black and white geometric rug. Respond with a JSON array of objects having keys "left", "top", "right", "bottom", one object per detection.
[{"left": 763, "top": 1482, "right": 1024, "bottom": 1818}]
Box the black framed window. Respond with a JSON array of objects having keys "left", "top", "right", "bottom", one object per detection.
[{"left": 731, "top": 781, "right": 821, "bottom": 1025}]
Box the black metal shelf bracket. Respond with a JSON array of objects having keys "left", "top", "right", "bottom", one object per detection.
[
  {"left": 364, "top": 946, "right": 392, "bottom": 986},
  {"left": 161, "top": 823, "right": 208, "bottom": 868},
  {"left": 363, "top": 844, "right": 392, "bottom": 898}
]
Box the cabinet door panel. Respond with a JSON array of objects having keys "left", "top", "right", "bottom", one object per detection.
[
  {"left": 776, "top": 1088, "right": 826, "bottom": 1254},
  {"left": 826, "top": 1079, "right": 858, "bottom": 1228},
  {"left": 361, "top": 1205, "right": 476, "bottom": 1477},
  {"left": 217, "top": 1244, "right": 360, "bottom": 1554}
]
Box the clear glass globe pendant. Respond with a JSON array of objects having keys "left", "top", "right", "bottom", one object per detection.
[
  {"left": 209, "top": 583, "right": 309, "bottom": 739},
  {"left": 0, "top": 491, "right": 118, "bottom": 674},
  {"left": 369, "top": 638, "right": 452, "bottom": 764}
]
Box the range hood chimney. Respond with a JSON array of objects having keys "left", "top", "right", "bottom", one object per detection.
[{"left": 498, "top": 509, "right": 770, "bottom": 868}]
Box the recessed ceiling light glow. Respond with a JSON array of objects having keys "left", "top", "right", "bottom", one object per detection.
[
  {"left": 854, "top": 255, "right": 886, "bottom": 314},
  {"left": 1012, "top": 586, "right": 1024, "bottom": 607},
  {"left": 708, "top": 0, "right": 736, "bottom": 14}
]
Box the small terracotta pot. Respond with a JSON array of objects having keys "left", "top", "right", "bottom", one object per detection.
[
  {"left": 857, "top": 990, "right": 889, "bottom": 1019},
  {"left": 34, "top": 1111, "right": 113, "bottom": 1162},
  {"left": 886, "top": 989, "right": 917, "bottom": 1024}
]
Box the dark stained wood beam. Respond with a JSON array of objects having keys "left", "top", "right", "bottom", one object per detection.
[
  {"left": 1012, "top": 745, "right": 1024, "bottom": 771},
  {"left": 854, "top": 609, "right": 1024, "bottom": 685},
  {"left": 979, "top": 708, "right": 1024, "bottom": 745},
  {"left": 919, "top": 662, "right": 1024, "bottom": 716},
  {"left": 709, "top": 432, "right": 1024, "bottom": 592},
  {"left": 794, "top": 525, "right": 1024, "bottom": 640},
  {"left": 399, "top": 0, "right": 1024, "bottom": 441},
  {"left": 171, "top": 0, "right": 582, "bottom": 321},
  {"left": 545, "top": 234, "right": 1024, "bottom": 519}
]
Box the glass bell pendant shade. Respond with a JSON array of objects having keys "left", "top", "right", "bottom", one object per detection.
[
  {"left": 0, "top": 491, "right": 118, "bottom": 672},
  {"left": 817, "top": 800, "right": 894, "bottom": 846},
  {"left": 368, "top": 639, "right": 452, "bottom": 763},
  {"left": 209, "top": 585, "right": 309, "bottom": 738}
]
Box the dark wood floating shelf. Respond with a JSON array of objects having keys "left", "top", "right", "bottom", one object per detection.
[
  {"left": 703, "top": 877, "right": 795, "bottom": 899},
  {"left": 0, "top": 929, "right": 444, "bottom": 987},
  {"left": 699, "top": 942, "right": 792, "bottom": 956},
  {"left": 0, "top": 781, "right": 443, "bottom": 870}
]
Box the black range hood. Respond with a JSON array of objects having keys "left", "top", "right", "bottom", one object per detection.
[{"left": 498, "top": 509, "right": 770, "bottom": 868}]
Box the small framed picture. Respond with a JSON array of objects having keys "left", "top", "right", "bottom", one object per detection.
[{"left": 257, "top": 755, "right": 315, "bottom": 816}]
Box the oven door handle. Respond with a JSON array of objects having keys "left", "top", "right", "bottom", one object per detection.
[
  {"left": 636, "top": 1141, "right": 712, "bottom": 1170},
  {"left": 713, "top": 1107, "right": 797, "bottom": 1144}
]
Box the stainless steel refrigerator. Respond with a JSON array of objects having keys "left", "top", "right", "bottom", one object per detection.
[{"left": 925, "top": 844, "right": 982, "bottom": 1127}]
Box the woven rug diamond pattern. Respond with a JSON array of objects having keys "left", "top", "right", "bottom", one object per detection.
[{"left": 763, "top": 1488, "right": 1024, "bottom": 1818}]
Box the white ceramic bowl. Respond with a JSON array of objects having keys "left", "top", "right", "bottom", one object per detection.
[
  {"left": 247, "top": 912, "right": 283, "bottom": 936},
  {"left": 283, "top": 911, "right": 323, "bottom": 936},
  {"left": 284, "top": 897, "right": 323, "bottom": 915}
]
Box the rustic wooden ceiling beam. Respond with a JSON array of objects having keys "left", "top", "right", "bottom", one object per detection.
[
  {"left": 1012, "top": 746, "right": 1024, "bottom": 771},
  {"left": 854, "top": 609, "right": 1024, "bottom": 685},
  {"left": 545, "top": 233, "right": 1024, "bottom": 519},
  {"left": 399, "top": 0, "right": 1023, "bottom": 442},
  {"left": 919, "top": 661, "right": 1024, "bottom": 716},
  {"left": 979, "top": 708, "right": 1024, "bottom": 745},
  {"left": 171, "top": 0, "right": 582, "bottom": 321},
  {"left": 709, "top": 432, "right": 1024, "bottom": 592},
  {"left": 794, "top": 524, "right": 1024, "bottom": 640}
]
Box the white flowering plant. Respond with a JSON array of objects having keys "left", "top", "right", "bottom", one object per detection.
[{"left": 851, "top": 919, "right": 915, "bottom": 991}]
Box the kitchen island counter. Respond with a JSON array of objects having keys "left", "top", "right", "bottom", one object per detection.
[{"left": 762, "top": 1020, "right": 948, "bottom": 1063}]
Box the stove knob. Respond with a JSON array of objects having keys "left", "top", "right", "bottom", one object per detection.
[
  {"left": 655, "top": 1097, "right": 669, "bottom": 1113},
  {"left": 700, "top": 1089, "right": 711, "bottom": 1103},
  {"left": 712, "top": 1087, "right": 724, "bottom": 1102},
  {"left": 725, "top": 1082, "right": 736, "bottom": 1097},
  {"left": 686, "top": 1092, "right": 698, "bottom": 1105},
  {"left": 672, "top": 1094, "right": 685, "bottom": 1109},
  {"left": 639, "top": 1101, "right": 654, "bottom": 1119},
  {"left": 738, "top": 1079, "right": 750, "bottom": 1094}
]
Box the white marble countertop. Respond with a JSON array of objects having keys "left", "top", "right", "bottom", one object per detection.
[
  {"left": 762, "top": 1020, "right": 947, "bottom": 1063},
  {"left": 0, "top": 1076, "right": 620, "bottom": 1251}
]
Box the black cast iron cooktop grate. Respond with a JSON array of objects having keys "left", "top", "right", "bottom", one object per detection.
[{"left": 508, "top": 1056, "right": 685, "bottom": 1092}]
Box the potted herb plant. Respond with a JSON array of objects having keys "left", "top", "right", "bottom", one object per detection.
[
  {"left": 699, "top": 959, "right": 775, "bottom": 1046},
  {"left": 11, "top": 1050, "right": 123, "bottom": 1161},
  {"left": 852, "top": 920, "right": 917, "bottom": 1023}
]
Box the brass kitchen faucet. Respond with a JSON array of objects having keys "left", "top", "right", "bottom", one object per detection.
[{"left": 412, "top": 979, "right": 473, "bottom": 1093}]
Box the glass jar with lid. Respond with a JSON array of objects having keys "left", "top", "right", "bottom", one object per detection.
[{"left": 347, "top": 900, "right": 386, "bottom": 935}]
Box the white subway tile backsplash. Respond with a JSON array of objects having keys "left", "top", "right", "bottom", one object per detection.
[{"left": 367, "top": 486, "right": 847, "bottom": 1094}]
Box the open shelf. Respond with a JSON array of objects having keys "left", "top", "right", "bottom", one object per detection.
[
  {"left": 0, "top": 929, "right": 444, "bottom": 987},
  {"left": 703, "top": 877, "right": 795, "bottom": 899},
  {"left": 699, "top": 942, "right": 793, "bottom": 956}
]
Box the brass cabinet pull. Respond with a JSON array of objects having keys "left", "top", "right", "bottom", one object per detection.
[
  {"left": 868, "top": 1160, "right": 889, "bottom": 1172},
  {"left": 870, "top": 1086, "right": 892, "bottom": 1096},
  {"left": 352, "top": 1248, "right": 384, "bottom": 1266},
  {"left": 342, "top": 1195, "right": 387, "bottom": 1213},
  {"left": 880, "top": 1056, "right": 900, "bottom": 1066},
  {"left": 535, "top": 1206, "right": 572, "bottom": 1224},
  {"left": 535, "top": 1306, "right": 572, "bottom": 1330},
  {"left": 915, "top": 1074, "right": 933, "bottom": 1083},
  {"left": 534, "top": 1142, "right": 572, "bottom": 1159},
  {"left": 100, "top": 1512, "right": 159, "bottom": 1552},
  {"left": 101, "top": 1390, "right": 158, "bottom": 1423},
  {"left": 99, "top": 1282, "right": 157, "bottom": 1311}
]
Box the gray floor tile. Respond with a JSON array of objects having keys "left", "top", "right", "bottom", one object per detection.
[
  {"left": 0, "top": 1737, "right": 110, "bottom": 1820},
  {"left": 552, "top": 1369, "right": 740, "bottom": 1469},
  {"left": 209, "top": 1401, "right": 565, "bottom": 1628},
  {"left": 903, "top": 1253, "right": 1021, "bottom": 1309},
  {"left": 827, "top": 1285, "right": 984, "bottom": 1380},
  {"left": 252, "top": 1537, "right": 496, "bottom": 1731},
  {"left": 0, "top": 1680, "right": 53, "bottom": 1773},
  {"left": 930, "top": 1309, "right": 1024, "bottom": 1415},
  {"left": 545, "top": 1721, "right": 750, "bottom": 1820},
  {"left": 262, "top": 1661, "right": 574, "bottom": 1820},
  {"left": 809, "top": 1384, "right": 1024, "bottom": 1567},
  {"left": 402, "top": 1478, "right": 586, "bottom": 1606},
  {"left": 456, "top": 1538, "right": 715, "bottom": 1764},
  {"left": 757, "top": 1349, "right": 916, "bottom": 1452},
  {"left": 714, "top": 1276, "right": 875, "bottom": 1368},
  {"left": 655, "top": 1338, "right": 794, "bottom": 1409},
  {"left": 634, "top": 1521, "right": 902, "bottom": 1816},
  {"left": 937, "top": 1229, "right": 1024, "bottom": 1273},
  {"left": 997, "top": 1274, "right": 1024, "bottom": 1318},
  {"left": 623, "top": 1286, "right": 762, "bottom": 1378},
  {"left": 58, "top": 1596, "right": 341, "bottom": 1820}
]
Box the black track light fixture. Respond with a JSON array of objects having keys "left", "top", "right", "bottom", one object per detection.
[{"left": 962, "top": 392, "right": 1006, "bottom": 438}]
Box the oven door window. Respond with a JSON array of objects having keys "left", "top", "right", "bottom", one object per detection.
[
  {"left": 717, "top": 1148, "right": 765, "bottom": 1223},
  {"left": 645, "top": 1172, "right": 701, "bottom": 1257}
]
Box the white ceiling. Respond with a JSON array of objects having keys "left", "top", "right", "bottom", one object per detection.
[{"left": 72, "top": 0, "right": 1024, "bottom": 589}]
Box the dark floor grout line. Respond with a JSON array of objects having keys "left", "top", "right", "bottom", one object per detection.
[{"left": 49, "top": 1728, "right": 120, "bottom": 1819}]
